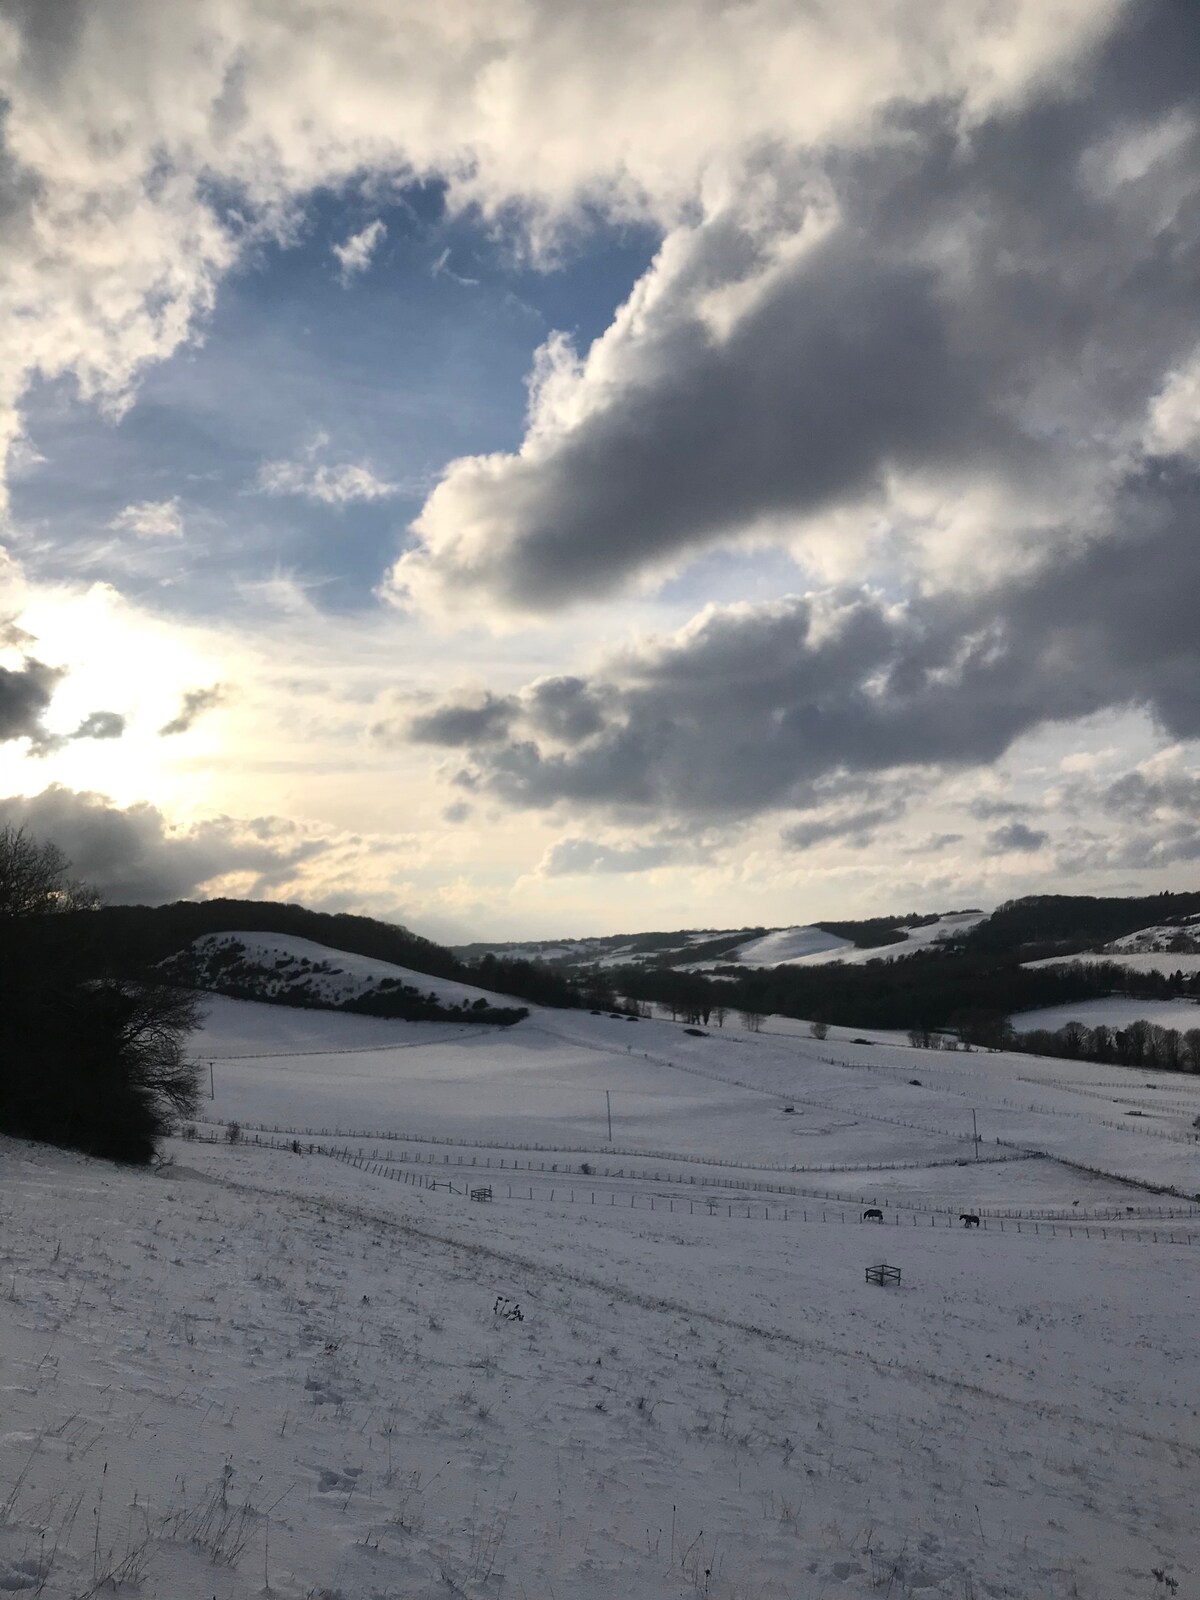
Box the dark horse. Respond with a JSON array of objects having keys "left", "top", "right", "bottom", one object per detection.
[
  {"left": 959, "top": 1212, "right": 980, "bottom": 1228},
  {"left": 862, "top": 1208, "right": 884, "bottom": 1222}
]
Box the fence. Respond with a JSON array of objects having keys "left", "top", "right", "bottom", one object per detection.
[
  {"left": 184, "top": 1124, "right": 1200, "bottom": 1239},
  {"left": 187, "top": 1112, "right": 1024, "bottom": 1180},
  {"left": 296, "top": 1136, "right": 1200, "bottom": 1244}
]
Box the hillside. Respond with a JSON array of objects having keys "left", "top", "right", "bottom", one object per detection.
[
  {"left": 160, "top": 931, "right": 529, "bottom": 1025},
  {"left": 3, "top": 991, "right": 1199, "bottom": 1597}
]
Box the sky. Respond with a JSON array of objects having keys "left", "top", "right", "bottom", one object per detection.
[{"left": 0, "top": 0, "right": 1199, "bottom": 942}]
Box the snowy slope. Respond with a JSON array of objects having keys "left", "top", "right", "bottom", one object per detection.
[
  {"left": 5, "top": 935, "right": 1200, "bottom": 1598},
  {"left": 1026, "top": 916, "right": 1200, "bottom": 976},
  {"left": 173, "top": 929, "right": 524, "bottom": 1011},
  {"left": 732, "top": 925, "right": 852, "bottom": 964},
  {"left": 3, "top": 1019, "right": 1199, "bottom": 1600},
  {"left": 725, "top": 911, "right": 988, "bottom": 969}
]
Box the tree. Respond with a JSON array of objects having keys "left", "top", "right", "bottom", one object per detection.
[
  {"left": 809, "top": 1019, "right": 829, "bottom": 1040},
  {"left": 739, "top": 1009, "right": 765, "bottom": 1033},
  {"left": 0, "top": 825, "right": 100, "bottom": 918},
  {"left": 0, "top": 828, "right": 202, "bottom": 1163}
]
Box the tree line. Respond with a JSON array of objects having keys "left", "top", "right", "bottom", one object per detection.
[
  {"left": 612, "top": 949, "right": 1199, "bottom": 1036},
  {"left": 1012, "top": 1018, "right": 1200, "bottom": 1072}
]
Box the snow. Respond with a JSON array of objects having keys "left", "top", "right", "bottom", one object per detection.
[
  {"left": 1108, "top": 918, "right": 1200, "bottom": 953},
  {"left": 1014, "top": 994, "right": 1200, "bottom": 1034},
  {"left": 733, "top": 925, "right": 852, "bottom": 964},
  {"left": 4, "top": 932, "right": 1200, "bottom": 1599},
  {"left": 1025, "top": 918, "right": 1200, "bottom": 976},
  {"left": 186, "top": 930, "right": 520, "bottom": 1008},
  {"left": 1027, "top": 950, "right": 1200, "bottom": 975},
  {"left": 727, "top": 912, "right": 989, "bottom": 969}
]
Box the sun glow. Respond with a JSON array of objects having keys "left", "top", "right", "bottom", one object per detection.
[{"left": 0, "top": 584, "right": 228, "bottom": 810}]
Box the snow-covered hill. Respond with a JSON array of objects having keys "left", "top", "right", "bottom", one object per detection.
[
  {"left": 1025, "top": 914, "right": 1200, "bottom": 977},
  {"left": 162, "top": 930, "right": 528, "bottom": 1020},
  {"left": 716, "top": 911, "right": 989, "bottom": 970},
  {"left": 4, "top": 986, "right": 1199, "bottom": 1599}
]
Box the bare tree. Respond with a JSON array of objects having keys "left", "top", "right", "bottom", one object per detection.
[
  {"left": 0, "top": 825, "right": 100, "bottom": 919},
  {"left": 739, "top": 1009, "right": 765, "bottom": 1033}
]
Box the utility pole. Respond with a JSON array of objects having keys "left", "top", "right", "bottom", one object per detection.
[
  {"left": 210, "top": 1061, "right": 215, "bottom": 1101},
  {"left": 606, "top": 1090, "right": 612, "bottom": 1142}
]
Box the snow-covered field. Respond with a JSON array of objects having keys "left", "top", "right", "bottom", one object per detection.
[
  {"left": 4, "top": 940, "right": 1200, "bottom": 1599},
  {"left": 1014, "top": 994, "right": 1200, "bottom": 1035}
]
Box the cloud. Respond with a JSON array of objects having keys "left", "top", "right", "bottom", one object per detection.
[
  {"left": 388, "top": 3, "right": 1200, "bottom": 616},
  {"left": 431, "top": 247, "right": 479, "bottom": 288},
  {"left": 159, "top": 683, "right": 225, "bottom": 736},
  {"left": 0, "top": 0, "right": 1124, "bottom": 513},
  {"left": 256, "top": 434, "right": 398, "bottom": 506},
  {"left": 538, "top": 836, "right": 676, "bottom": 876},
  {"left": 0, "top": 655, "right": 63, "bottom": 742},
  {"left": 405, "top": 692, "right": 517, "bottom": 747},
  {"left": 28, "top": 707, "right": 127, "bottom": 758},
  {"left": 72, "top": 710, "right": 125, "bottom": 740},
  {"left": 968, "top": 796, "right": 1032, "bottom": 821},
  {"left": 0, "top": 785, "right": 337, "bottom": 904},
  {"left": 781, "top": 799, "right": 906, "bottom": 851},
  {"left": 407, "top": 459, "right": 1200, "bottom": 821},
  {"left": 332, "top": 218, "right": 386, "bottom": 281},
  {"left": 1101, "top": 768, "right": 1200, "bottom": 820},
  {"left": 986, "top": 821, "right": 1049, "bottom": 854},
  {"left": 108, "top": 497, "right": 184, "bottom": 538}
]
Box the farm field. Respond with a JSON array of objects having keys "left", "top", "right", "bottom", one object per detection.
[
  {"left": 3, "top": 957, "right": 1199, "bottom": 1599},
  {"left": 1013, "top": 994, "right": 1200, "bottom": 1036}
]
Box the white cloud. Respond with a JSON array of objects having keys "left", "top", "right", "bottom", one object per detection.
[
  {"left": 109, "top": 497, "right": 184, "bottom": 538},
  {"left": 332, "top": 218, "right": 386, "bottom": 282},
  {"left": 1146, "top": 350, "right": 1200, "bottom": 461},
  {"left": 256, "top": 435, "right": 397, "bottom": 506},
  {"left": 0, "top": 0, "right": 1119, "bottom": 509}
]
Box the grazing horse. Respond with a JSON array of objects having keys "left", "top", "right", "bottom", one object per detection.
[
  {"left": 959, "top": 1212, "right": 980, "bottom": 1228},
  {"left": 862, "top": 1208, "right": 884, "bottom": 1222}
]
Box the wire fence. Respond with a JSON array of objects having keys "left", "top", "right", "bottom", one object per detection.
[
  {"left": 187, "top": 1112, "right": 1027, "bottom": 1181},
  {"left": 181, "top": 1123, "right": 1200, "bottom": 1235}
]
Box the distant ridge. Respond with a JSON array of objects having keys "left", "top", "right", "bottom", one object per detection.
[{"left": 37, "top": 898, "right": 464, "bottom": 982}]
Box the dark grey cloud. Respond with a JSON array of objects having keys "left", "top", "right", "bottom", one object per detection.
[
  {"left": 987, "top": 822, "right": 1049, "bottom": 854},
  {"left": 410, "top": 460, "right": 1200, "bottom": 821},
  {"left": 0, "top": 786, "right": 336, "bottom": 904},
  {"left": 525, "top": 677, "right": 608, "bottom": 743},
  {"left": 0, "top": 656, "right": 63, "bottom": 742},
  {"left": 401, "top": 1, "right": 1200, "bottom": 612},
  {"left": 406, "top": 693, "right": 517, "bottom": 747},
  {"left": 159, "top": 684, "right": 225, "bottom": 736},
  {"left": 442, "top": 799, "right": 473, "bottom": 824}
]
